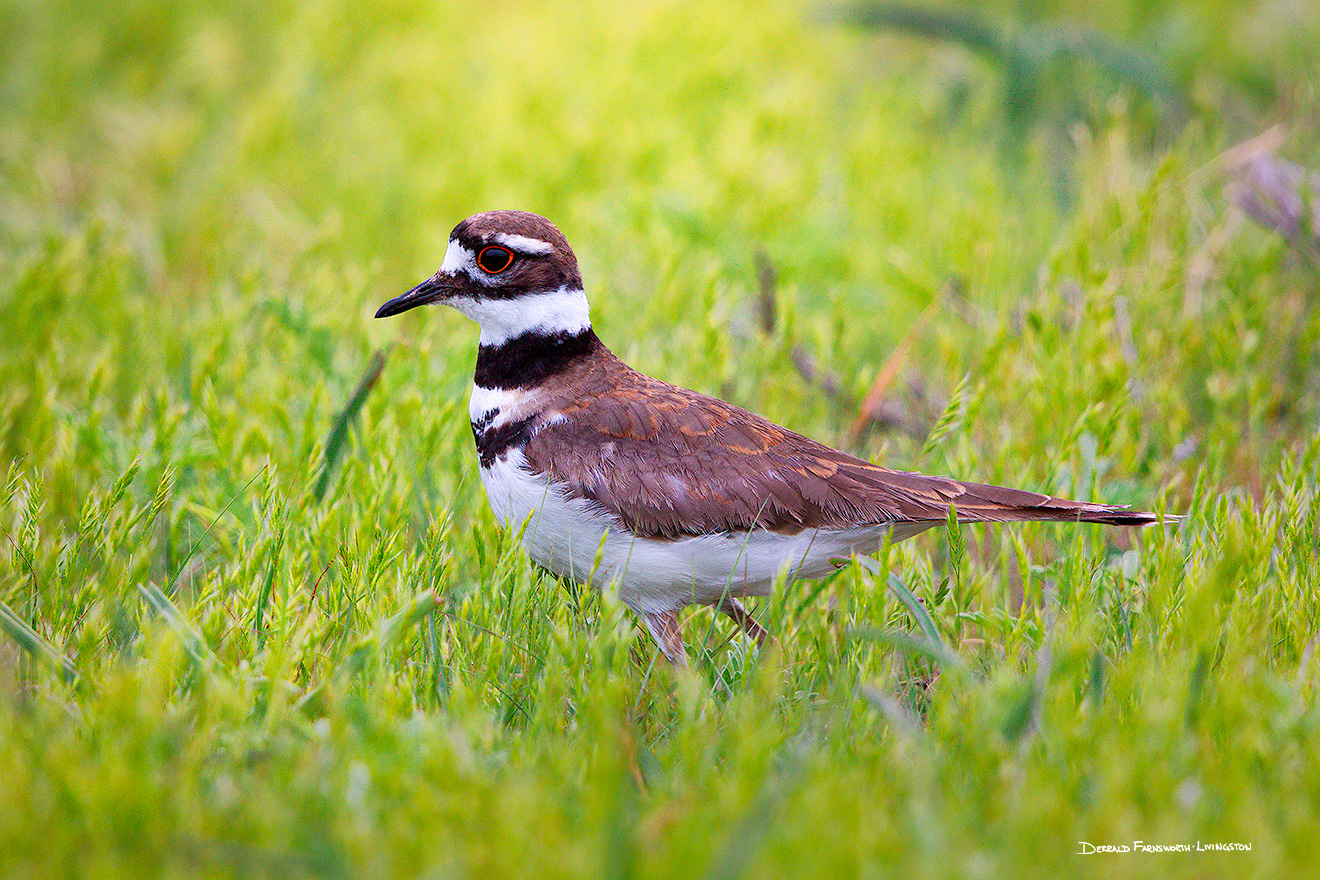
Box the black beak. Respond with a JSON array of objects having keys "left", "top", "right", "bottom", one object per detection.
[{"left": 375, "top": 275, "right": 455, "bottom": 318}]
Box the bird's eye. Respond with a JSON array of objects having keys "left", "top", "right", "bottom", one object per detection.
[{"left": 476, "top": 246, "right": 514, "bottom": 274}]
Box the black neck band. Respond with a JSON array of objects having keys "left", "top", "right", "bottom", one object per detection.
[{"left": 473, "top": 328, "right": 599, "bottom": 390}]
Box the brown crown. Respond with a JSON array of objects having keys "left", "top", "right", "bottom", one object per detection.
[{"left": 451, "top": 211, "right": 583, "bottom": 296}]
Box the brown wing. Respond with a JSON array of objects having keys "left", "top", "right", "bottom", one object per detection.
[{"left": 523, "top": 355, "right": 1157, "bottom": 539}]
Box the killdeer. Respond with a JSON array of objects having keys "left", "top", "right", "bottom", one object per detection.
[{"left": 376, "top": 211, "right": 1160, "bottom": 665}]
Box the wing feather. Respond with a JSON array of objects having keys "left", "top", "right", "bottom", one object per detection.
[{"left": 521, "top": 353, "right": 1157, "bottom": 539}]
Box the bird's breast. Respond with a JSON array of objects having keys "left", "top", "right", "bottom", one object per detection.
[{"left": 468, "top": 384, "right": 548, "bottom": 468}]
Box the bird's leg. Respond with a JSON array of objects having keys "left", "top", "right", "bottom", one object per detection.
[
  {"left": 716, "top": 597, "right": 777, "bottom": 650},
  {"left": 642, "top": 609, "right": 688, "bottom": 667}
]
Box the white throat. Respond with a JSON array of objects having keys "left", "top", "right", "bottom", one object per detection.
[{"left": 449, "top": 286, "right": 593, "bottom": 347}]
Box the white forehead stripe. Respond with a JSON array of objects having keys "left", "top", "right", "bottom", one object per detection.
[
  {"left": 446, "top": 286, "right": 592, "bottom": 347},
  {"left": 436, "top": 235, "right": 552, "bottom": 288},
  {"left": 438, "top": 238, "right": 476, "bottom": 274},
  {"left": 492, "top": 233, "right": 554, "bottom": 255}
]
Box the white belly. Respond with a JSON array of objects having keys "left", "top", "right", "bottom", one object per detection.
[{"left": 478, "top": 449, "right": 933, "bottom": 614}]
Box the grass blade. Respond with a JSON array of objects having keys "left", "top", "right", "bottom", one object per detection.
[
  {"left": 919, "top": 373, "right": 970, "bottom": 461},
  {"left": 700, "top": 739, "right": 809, "bottom": 880},
  {"left": 296, "top": 589, "right": 440, "bottom": 712},
  {"left": 166, "top": 465, "right": 268, "bottom": 597},
  {"left": 314, "top": 348, "right": 388, "bottom": 502},
  {"left": 0, "top": 600, "right": 81, "bottom": 685},
  {"left": 850, "top": 626, "right": 964, "bottom": 670},
  {"left": 859, "top": 684, "right": 924, "bottom": 737},
  {"left": 852, "top": 555, "right": 944, "bottom": 647},
  {"left": 827, "top": 2, "right": 1003, "bottom": 58},
  {"left": 138, "top": 584, "right": 217, "bottom": 671},
  {"left": 253, "top": 506, "right": 287, "bottom": 653}
]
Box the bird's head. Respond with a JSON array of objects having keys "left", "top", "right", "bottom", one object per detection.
[{"left": 375, "top": 210, "right": 590, "bottom": 346}]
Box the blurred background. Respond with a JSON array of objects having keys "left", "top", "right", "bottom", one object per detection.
[
  {"left": 2, "top": 1, "right": 1319, "bottom": 874},
  {"left": 3, "top": 0, "right": 1317, "bottom": 494}
]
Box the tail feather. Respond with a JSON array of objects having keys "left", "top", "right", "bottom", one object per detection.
[{"left": 948, "top": 481, "right": 1169, "bottom": 527}]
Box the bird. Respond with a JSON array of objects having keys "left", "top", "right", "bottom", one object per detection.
[{"left": 375, "top": 210, "right": 1162, "bottom": 666}]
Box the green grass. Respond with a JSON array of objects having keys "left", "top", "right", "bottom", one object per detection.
[{"left": 2, "top": 0, "right": 1319, "bottom": 876}]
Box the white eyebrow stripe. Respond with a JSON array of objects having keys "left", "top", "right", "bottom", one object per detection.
[{"left": 492, "top": 233, "right": 554, "bottom": 255}]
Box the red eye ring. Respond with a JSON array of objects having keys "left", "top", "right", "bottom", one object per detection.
[{"left": 476, "top": 245, "right": 515, "bottom": 274}]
